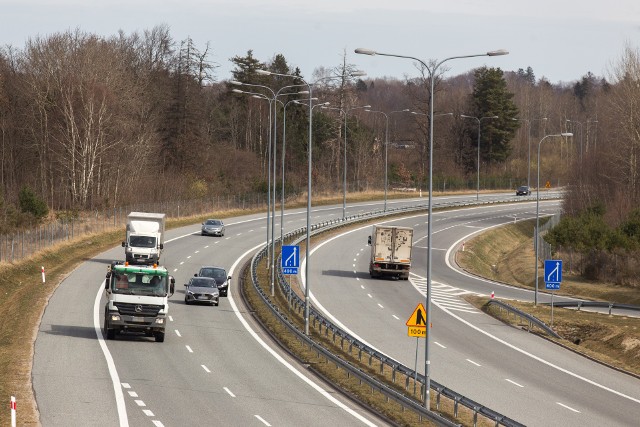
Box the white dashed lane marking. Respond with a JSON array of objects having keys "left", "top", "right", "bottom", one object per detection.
[
  {"left": 557, "top": 402, "right": 581, "bottom": 413},
  {"left": 506, "top": 379, "right": 524, "bottom": 388},
  {"left": 202, "top": 365, "right": 211, "bottom": 373},
  {"left": 255, "top": 415, "right": 272, "bottom": 426},
  {"left": 224, "top": 387, "right": 236, "bottom": 397},
  {"left": 466, "top": 359, "right": 481, "bottom": 367}
]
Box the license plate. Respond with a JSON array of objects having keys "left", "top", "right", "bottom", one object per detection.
[
  {"left": 197, "top": 296, "right": 208, "bottom": 300},
  {"left": 132, "top": 317, "right": 145, "bottom": 322}
]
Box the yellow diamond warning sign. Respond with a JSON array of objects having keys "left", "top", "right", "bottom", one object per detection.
[{"left": 406, "top": 303, "right": 427, "bottom": 328}]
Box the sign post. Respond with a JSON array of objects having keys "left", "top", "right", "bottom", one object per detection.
[
  {"left": 406, "top": 303, "right": 427, "bottom": 394},
  {"left": 544, "top": 260, "right": 563, "bottom": 326}
]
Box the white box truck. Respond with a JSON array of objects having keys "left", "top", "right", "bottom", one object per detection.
[
  {"left": 367, "top": 225, "right": 413, "bottom": 279},
  {"left": 104, "top": 262, "right": 175, "bottom": 342},
  {"left": 122, "top": 212, "right": 166, "bottom": 265}
]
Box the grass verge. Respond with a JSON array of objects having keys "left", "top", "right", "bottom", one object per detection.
[
  {"left": 465, "top": 296, "right": 640, "bottom": 377},
  {"left": 458, "top": 219, "right": 640, "bottom": 377}
]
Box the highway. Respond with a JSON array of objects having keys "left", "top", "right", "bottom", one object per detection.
[
  {"left": 31, "top": 193, "right": 640, "bottom": 426},
  {"left": 306, "top": 200, "right": 640, "bottom": 426}
]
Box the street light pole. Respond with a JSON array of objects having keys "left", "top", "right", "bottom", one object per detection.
[
  {"left": 514, "top": 117, "right": 547, "bottom": 188},
  {"left": 280, "top": 95, "right": 313, "bottom": 245},
  {"left": 534, "top": 133, "right": 572, "bottom": 305},
  {"left": 356, "top": 47, "right": 508, "bottom": 410},
  {"left": 322, "top": 104, "right": 371, "bottom": 219},
  {"left": 460, "top": 114, "right": 498, "bottom": 201},
  {"left": 257, "top": 71, "right": 365, "bottom": 336},
  {"left": 365, "top": 108, "right": 410, "bottom": 211}
]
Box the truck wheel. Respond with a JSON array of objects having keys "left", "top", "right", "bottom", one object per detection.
[{"left": 155, "top": 332, "right": 165, "bottom": 343}]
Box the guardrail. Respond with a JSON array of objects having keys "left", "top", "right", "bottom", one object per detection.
[
  {"left": 542, "top": 301, "right": 640, "bottom": 315},
  {"left": 486, "top": 299, "right": 562, "bottom": 339},
  {"left": 249, "top": 197, "right": 540, "bottom": 426}
]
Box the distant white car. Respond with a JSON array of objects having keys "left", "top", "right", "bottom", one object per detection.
[{"left": 201, "top": 219, "right": 225, "bottom": 236}]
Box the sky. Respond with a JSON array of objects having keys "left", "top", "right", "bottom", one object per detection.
[{"left": 2, "top": 0, "right": 640, "bottom": 85}]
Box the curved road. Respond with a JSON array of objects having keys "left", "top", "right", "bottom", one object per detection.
[{"left": 307, "top": 200, "right": 640, "bottom": 426}]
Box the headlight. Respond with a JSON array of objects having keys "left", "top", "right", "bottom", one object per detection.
[
  {"left": 111, "top": 315, "right": 121, "bottom": 321},
  {"left": 126, "top": 247, "right": 132, "bottom": 252},
  {"left": 155, "top": 318, "right": 164, "bottom": 324}
]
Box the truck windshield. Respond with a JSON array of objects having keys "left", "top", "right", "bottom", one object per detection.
[
  {"left": 129, "top": 236, "right": 156, "bottom": 248},
  {"left": 111, "top": 273, "right": 166, "bottom": 296}
]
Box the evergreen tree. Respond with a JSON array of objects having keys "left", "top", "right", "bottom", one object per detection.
[{"left": 469, "top": 67, "right": 519, "bottom": 164}]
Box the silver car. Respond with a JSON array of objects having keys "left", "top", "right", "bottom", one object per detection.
[
  {"left": 201, "top": 219, "right": 225, "bottom": 236},
  {"left": 184, "top": 277, "right": 219, "bottom": 306}
]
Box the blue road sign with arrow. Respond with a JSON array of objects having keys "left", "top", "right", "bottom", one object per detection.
[
  {"left": 281, "top": 245, "right": 300, "bottom": 275},
  {"left": 544, "top": 259, "right": 562, "bottom": 290}
]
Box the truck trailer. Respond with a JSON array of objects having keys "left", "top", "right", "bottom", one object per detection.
[
  {"left": 122, "top": 212, "right": 166, "bottom": 265},
  {"left": 367, "top": 225, "right": 413, "bottom": 279}
]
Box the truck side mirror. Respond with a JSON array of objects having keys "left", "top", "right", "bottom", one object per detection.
[
  {"left": 169, "top": 276, "right": 175, "bottom": 296},
  {"left": 194, "top": 273, "right": 198, "bottom": 277},
  {"left": 367, "top": 236, "right": 371, "bottom": 245},
  {"left": 104, "top": 280, "right": 110, "bottom": 290},
  {"left": 121, "top": 241, "right": 125, "bottom": 247},
  {"left": 159, "top": 243, "right": 164, "bottom": 250},
  {"left": 228, "top": 276, "right": 232, "bottom": 280}
]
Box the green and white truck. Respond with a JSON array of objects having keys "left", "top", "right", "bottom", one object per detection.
[{"left": 103, "top": 262, "right": 175, "bottom": 342}]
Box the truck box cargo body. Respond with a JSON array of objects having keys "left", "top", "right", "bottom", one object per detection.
[
  {"left": 122, "top": 212, "right": 166, "bottom": 264},
  {"left": 368, "top": 225, "right": 413, "bottom": 279}
]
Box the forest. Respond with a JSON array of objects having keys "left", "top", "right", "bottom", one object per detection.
[{"left": 0, "top": 25, "right": 639, "bottom": 282}]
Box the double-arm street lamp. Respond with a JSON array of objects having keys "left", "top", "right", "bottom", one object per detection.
[
  {"left": 322, "top": 104, "right": 371, "bottom": 219},
  {"left": 355, "top": 46, "right": 508, "bottom": 410},
  {"left": 512, "top": 117, "right": 547, "bottom": 189},
  {"left": 256, "top": 68, "right": 365, "bottom": 335},
  {"left": 365, "top": 108, "right": 410, "bottom": 211},
  {"left": 231, "top": 82, "right": 308, "bottom": 297},
  {"left": 460, "top": 114, "right": 498, "bottom": 200},
  {"left": 534, "top": 132, "right": 572, "bottom": 305}
]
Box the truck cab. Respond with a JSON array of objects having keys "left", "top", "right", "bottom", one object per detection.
[{"left": 103, "top": 262, "right": 174, "bottom": 342}]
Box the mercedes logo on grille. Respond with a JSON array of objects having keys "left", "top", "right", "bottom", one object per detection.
[{"left": 135, "top": 305, "right": 143, "bottom": 313}]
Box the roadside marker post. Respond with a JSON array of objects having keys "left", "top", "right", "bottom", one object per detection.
[
  {"left": 490, "top": 291, "right": 494, "bottom": 299},
  {"left": 10, "top": 396, "right": 16, "bottom": 427},
  {"left": 41, "top": 266, "right": 45, "bottom": 284}
]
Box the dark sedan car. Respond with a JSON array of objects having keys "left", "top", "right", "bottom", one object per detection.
[
  {"left": 184, "top": 277, "right": 219, "bottom": 306},
  {"left": 201, "top": 219, "right": 225, "bottom": 236},
  {"left": 516, "top": 185, "right": 531, "bottom": 196},
  {"left": 195, "top": 266, "right": 231, "bottom": 297}
]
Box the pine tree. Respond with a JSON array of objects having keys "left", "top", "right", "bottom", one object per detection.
[{"left": 469, "top": 67, "right": 520, "bottom": 164}]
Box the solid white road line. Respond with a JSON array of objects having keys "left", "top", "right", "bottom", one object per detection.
[
  {"left": 224, "top": 387, "right": 236, "bottom": 398},
  {"left": 556, "top": 402, "right": 581, "bottom": 413},
  {"left": 94, "top": 283, "right": 129, "bottom": 427},
  {"left": 505, "top": 379, "right": 524, "bottom": 388},
  {"left": 228, "top": 244, "right": 377, "bottom": 426},
  {"left": 254, "top": 415, "right": 272, "bottom": 426}
]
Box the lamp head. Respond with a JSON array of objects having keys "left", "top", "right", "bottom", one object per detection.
[
  {"left": 298, "top": 90, "right": 310, "bottom": 95},
  {"left": 231, "top": 89, "right": 243, "bottom": 94},
  {"left": 561, "top": 132, "right": 573, "bottom": 137},
  {"left": 487, "top": 49, "right": 509, "bottom": 56},
  {"left": 355, "top": 48, "right": 377, "bottom": 56},
  {"left": 230, "top": 80, "right": 242, "bottom": 86},
  {"left": 363, "top": 105, "right": 372, "bottom": 108},
  {"left": 350, "top": 70, "right": 367, "bottom": 77},
  {"left": 256, "top": 69, "right": 271, "bottom": 75}
]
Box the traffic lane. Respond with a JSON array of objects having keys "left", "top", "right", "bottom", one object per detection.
[
  {"left": 310, "top": 238, "right": 639, "bottom": 426},
  {"left": 109, "top": 220, "right": 382, "bottom": 427},
  {"left": 307, "top": 209, "right": 639, "bottom": 426},
  {"left": 33, "top": 246, "right": 122, "bottom": 427}
]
